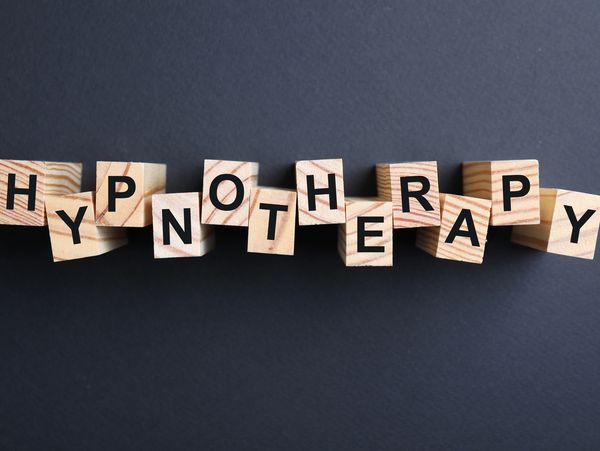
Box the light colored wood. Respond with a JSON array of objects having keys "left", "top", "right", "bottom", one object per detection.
[
  {"left": 512, "top": 188, "right": 600, "bottom": 259},
  {"left": 95, "top": 161, "right": 166, "bottom": 227},
  {"left": 338, "top": 197, "right": 393, "bottom": 266},
  {"left": 462, "top": 159, "right": 540, "bottom": 226},
  {"left": 0, "top": 159, "right": 82, "bottom": 226},
  {"left": 376, "top": 161, "right": 440, "bottom": 229},
  {"left": 416, "top": 193, "right": 492, "bottom": 264},
  {"left": 247, "top": 187, "right": 297, "bottom": 256},
  {"left": 152, "top": 192, "right": 215, "bottom": 259},
  {"left": 46, "top": 192, "right": 127, "bottom": 262},
  {"left": 296, "top": 158, "right": 346, "bottom": 225},
  {"left": 201, "top": 159, "right": 259, "bottom": 226}
]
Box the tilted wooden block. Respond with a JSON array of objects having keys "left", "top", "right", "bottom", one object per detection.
[
  {"left": 201, "top": 159, "right": 259, "bottom": 226},
  {"left": 95, "top": 161, "right": 166, "bottom": 227},
  {"left": 46, "top": 192, "right": 127, "bottom": 262},
  {"left": 152, "top": 192, "right": 215, "bottom": 259},
  {"left": 376, "top": 161, "right": 440, "bottom": 229},
  {"left": 462, "top": 159, "right": 539, "bottom": 226},
  {"left": 0, "top": 159, "right": 82, "bottom": 226},
  {"left": 416, "top": 193, "right": 492, "bottom": 264},
  {"left": 512, "top": 188, "right": 600, "bottom": 259},
  {"left": 247, "top": 187, "right": 297, "bottom": 256},
  {"left": 296, "top": 158, "right": 346, "bottom": 225},
  {"left": 338, "top": 198, "right": 393, "bottom": 266}
]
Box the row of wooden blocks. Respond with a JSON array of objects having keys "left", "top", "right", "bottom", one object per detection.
[{"left": 1, "top": 159, "right": 599, "bottom": 264}]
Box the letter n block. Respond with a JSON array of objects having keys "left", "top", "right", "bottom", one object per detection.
[
  {"left": 296, "top": 158, "right": 345, "bottom": 225},
  {"left": 416, "top": 193, "right": 491, "bottom": 264},
  {"left": 512, "top": 188, "right": 600, "bottom": 259},
  {"left": 0, "top": 159, "right": 82, "bottom": 226},
  {"left": 152, "top": 192, "right": 215, "bottom": 259},
  {"left": 201, "top": 159, "right": 259, "bottom": 226},
  {"left": 338, "top": 198, "right": 393, "bottom": 266},
  {"left": 46, "top": 192, "right": 127, "bottom": 262},
  {"left": 463, "top": 159, "right": 539, "bottom": 225},
  {"left": 376, "top": 161, "right": 440, "bottom": 228},
  {"left": 247, "top": 187, "right": 297, "bottom": 256},
  {"left": 95, "top": 161, "right": 166, "bottom": 227}
]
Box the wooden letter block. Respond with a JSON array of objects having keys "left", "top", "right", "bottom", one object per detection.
[
  {"left": 152, "top": 192, "right": 215, "bottom": 259},
  {"left": 512, "top": 188, "right": 600, "bottom": 259},
  {"left": 296, "top": 158, "right": 345, "bottom": 225},
  {"left": 0, "top": 159, "right": 82, "bottom": 226},
  {"left": 376, "top": 161, "right": 440, "bottom": 229},
  {"left": 95, "top": 161, "right": 166, "bottom": 227},
  {"left": 247, "top": 187, "right": 297, "bottom": 256},
  {"left": 46, "top": 192, "right": 127, "bottom": 262},
  {"left": 463, "top": 159, "right": 540, "bottom": 226},
  {"left": 416, "top": 193, "right": 492, "bottom": 264},
  {"left": 201, "top": 159, "right": 259, "bottom": 226},
  {"left": 338, "top": 198, "right": 393, "bottom": 266}
]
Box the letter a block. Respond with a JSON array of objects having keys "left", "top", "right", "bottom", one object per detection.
[
  {"left": 376, "top": 161, "right": 440, "bottom": 228},
  {"left": 416, "top": 193, "right": 492, "bottom": 264},
  {"left": 338, "top": 198, "right": 393, "bottom": 266},
  {"left": 0, "top": 159, "right": 82, "bottom": 226},
  {"left": 296, "top": 158, "right": 346, "bottom": 225},
  {"left": 201, "top": 159, "right": 259, "bottom": 226},
  {"left": 462, "top": 159, "right": 540, "bottom": 226},
  {"left": 46, "top": 192, "right": 127, "bottom": 262},
  {"left": 247, "top": 187, "right": 297, "bottom": 256},
  {"left": 95, "top": 161, "right": 166, "bottom": 227},
  {"left": 152, "top": 192, "right": 215, "bottom": 259},
  {"left": 512, "top": 188, "right": 600, "bottom": 259}
]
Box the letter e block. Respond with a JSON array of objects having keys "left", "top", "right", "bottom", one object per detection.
[
  {"left": 416, "top": 193, "right": 491, "bottom": 264},
  {"left": 512, "top": 188, "right": 600, "bottom": 259},
  {"left": 0, "top": 159, "right": 82, "bottom": 226},
  {"left": 46, "top": 192, "right": 127, "bottom": 262},
  {"left": 152, "top": 192, "right": 215, "bottom": 259},
  {"left": 296, "top": 158, "right": 345, "bottom": 225},
  {"left": 248, "top": 187, "right": 297, "bottom": 256}
]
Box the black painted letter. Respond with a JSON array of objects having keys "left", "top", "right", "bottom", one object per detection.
[
  {"left": 259, "top": 203, "right": 288, "bottom": 240},
  {"left": 162, "top": 208, "right": 192, "bottom": 245},
  {"left": 564, "top": 205, "right": 596, "bottom": 244},
  {"left": 502, "top": 175, "right": 530, "bottom": 212},
  {"left": 357, "top": 216, "right": 385, "bottom": 252},
  {"left": 306, "top": 173, "right": 337, "bottom": 211},
  {"left": 209, "top": 174, "right": 244, "bottom": 211},
  {"left": 445, "top": 209, "right": 480, "bottom": 246},
  {"left": 56, "top": 206, "right": 88, "bottom": 245},
  {"left": 108, "top": 176, "right": 136, "bottom": 212},
  {"left": 6, "top": 173, "right": 37, "bottom": 210},
  {"left": 400, "top": 176, "right": 434, "bottom": 213}
]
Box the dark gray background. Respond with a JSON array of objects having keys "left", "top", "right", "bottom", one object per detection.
[{"left": 1, "top": 1, "right": 599, "bottom": 450}]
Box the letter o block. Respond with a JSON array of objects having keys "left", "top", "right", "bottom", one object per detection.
[{"left": 95, "top": 161, "right": 166, "bottom": 227}]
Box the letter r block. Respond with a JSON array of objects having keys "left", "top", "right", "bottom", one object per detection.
[
  {"left": 296, "top": 158, "right": 346, "bottom": 225},
  {"left": 338, "top": 198, "right": 393, "bottom": 266},
  {"left": 0, "top": 159, "right": 82, "bottom": 226},
  {"left": 512, "top": 188, "right": 600, "bottom": 259},
  {"left": 95, "top": 161, "right": 166, "bottom": 227},
  {"left": 463, "top": 159, "right": 540, "bottom": 225},
  {"left": 376, "top": 161, "right": 440, "bottom": 229}
]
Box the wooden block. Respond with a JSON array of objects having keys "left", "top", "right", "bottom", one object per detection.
[
  {"left": 376, "top": 161, "right": 440, "bottom": 229},
  {"left": 338, "top": 197, "right": 393, "bottom": 266},
  {"left": 247, "top": 187, "right": 297, "bottom": 256},
  {"left": 463, "top": 159, "right": 539, "bottom": 226},
  {"left": 416, "top": 193, "right": 492, "bottom": 264},
  {"left": 152, "top": 192, "right": 215, "bottom": 259},
  {"left": 0, "top": 159, "right": 82, "bottom": 226},
  {"left": 201, "top": 159, "right": 259, "bottom": 226},
  {"left": 296, "top": 158, "right": 345, "bottom": 225},
  {"left": 46, "top": 192, "right": 127, "bottom": 262},
  {"left": 95, "top": 161, "right": 166, "bottom": 227},
  {"left": 512, "top": 188, "right": 600, "bottom": 259}
]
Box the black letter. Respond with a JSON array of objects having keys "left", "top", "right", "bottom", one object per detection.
[
  {"left": 306, "top": 173, "right": 337, "bottom": 211},
  {"left": 445, "top": 209, "right": 480, "bottom": 246},
  {"left": 209, "top": 174, "right": 244, "bottom": 211},
  {"left": 259, "top": 203, "right": 288, "bottom": 240},
  {"left": 357, "top": 216, "right": 385, "bottom": 252},
  {"left": 108, "top": 176, "right": 136, "bottom": 212},
  {"left": 56, "top": 206, "right": 88, "bottom": 245},
  {"left": 6, "top": 173, "right": 37, "bottom": 210},
  {"left": 162, "top": 208, "right": 192, "bottom": 245},
  {"left": 400, "top": 176, "right": 434, "bottom": 213},
  {"left": 564, "top": 206, "right": 596, "bottom": 244},
  {"left": 502, "top": 175, "right": 530, "bottom": 211}
]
